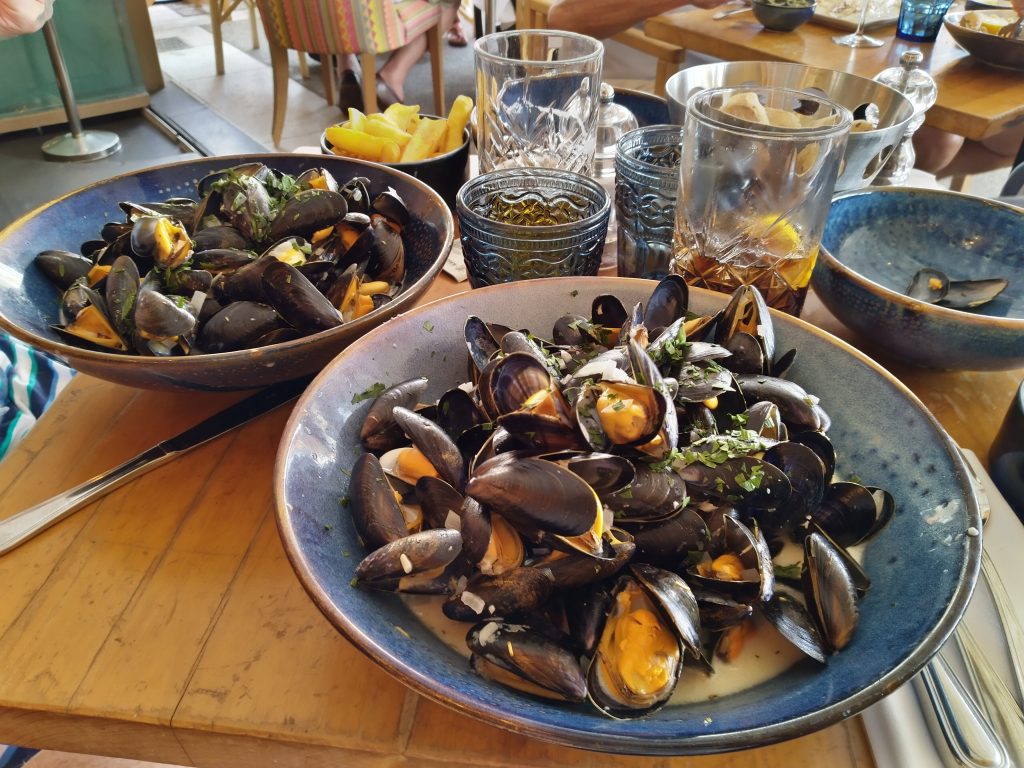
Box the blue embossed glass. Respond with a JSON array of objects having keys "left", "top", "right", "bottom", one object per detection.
[
  {"left": 615, "top": 125, "right": 683, "bottom": 280},
  {"left": 896, "top": 0, "right": 954, "bottom": 41},
  {"left": 456, "top": 168, "right": 611, "bottom": 287}
]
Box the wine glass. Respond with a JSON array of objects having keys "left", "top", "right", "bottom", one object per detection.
[{"left": 833, "top": 0, "right": 884, "bottom": 47}]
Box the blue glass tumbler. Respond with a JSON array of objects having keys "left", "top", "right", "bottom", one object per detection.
[{"left": 896, "top": 0, "right": 954, "bottom": 41}]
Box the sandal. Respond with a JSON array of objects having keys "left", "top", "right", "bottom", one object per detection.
[
  {"left": 375, "top": 79, "right": 403, "bottom": 110},
  {"left": 446, "top": 22, "right": 468, "bottom": 47}
]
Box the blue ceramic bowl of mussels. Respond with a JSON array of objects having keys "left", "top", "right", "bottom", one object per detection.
[
  {"left": 0, "top": 154, "right": 453, "bottom": 391},
  {"left": 815, "top": 187, "right": 1024, "bottom": 371},
  {"left": 275, "top": 277, "right": 981, "bottom": 754}
]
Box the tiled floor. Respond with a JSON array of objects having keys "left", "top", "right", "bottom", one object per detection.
[{"left": 149, "top": 2, "right": 366, "bottom": 152}]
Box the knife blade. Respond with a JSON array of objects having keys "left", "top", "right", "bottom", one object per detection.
[{"left": 0, "top": 376, "right": 310, "bottom": 556}]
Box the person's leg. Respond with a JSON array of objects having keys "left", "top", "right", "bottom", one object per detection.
[
  {"left": 378, "top": 3, "right": 459, "bottom": 103},
  {"left": 912, "top": 125, "right": 964, "bottom": 174}
]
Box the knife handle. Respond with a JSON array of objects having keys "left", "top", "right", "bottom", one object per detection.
[
  {"left": 914, "top": 651, "right": 1010, "bottom": 768},
  {"left": 0, "top": 446, "right": 171, "bottom": 556}
]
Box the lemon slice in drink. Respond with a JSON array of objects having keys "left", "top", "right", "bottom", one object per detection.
[{"left": 747, "top": 214, "right": 819, "bottom": 289}]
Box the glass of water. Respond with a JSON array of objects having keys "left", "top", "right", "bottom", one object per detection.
[
  {"left": 474, "top": 30, "right": 604, "bottom": 175},
  {"left": 671, "top": 86, "right": 852, "bottom": 316}
]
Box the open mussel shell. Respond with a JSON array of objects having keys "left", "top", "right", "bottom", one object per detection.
[
  {"left": 745, "top": 401, "right": 788, "bottom": 442},
  {"left": 415, "top": 476, "right": 465, "bottom": 531},
  {"left": 353, "top": 528, "right": 462, "bottom": 592},
  {"left": 393, "top": 406, "right": 466, "bottom": 492},
  {"left": 789, "top": 430, "right": 836, "bottom": 485},
  {"left": 465, "top": 315, "right": 502, "bottom": 375},
  {"left": 443, "top": 567, "right": 555, "bottom": 622},
  {"left": 436, "top": 387, "right": 487, "bottom": 443},
  {"left": 905, "top": 267, "right": 949, "bottom": 303},
  {"left": 630, "top": 563, "right": 703, "bottom": 659},
  {"left": 193, "top": 248, "right": 257, "bottom": 274},
  {"left": 359, "top": 377, "right": 429, "bottom": 452},
  {"left": 575, "top": 380, "right": 667, "bottom": 452},
  {"left": 692, "top": 588, "right": 753, "bottom": 632},
  {"left": 466, "top": 454, "right": 600, "bottom": 538},
  {"left": 715, "top": 283, "right": 775, "bottom": 373},
  {"left": 757, "top": 442, "right": 828, "bottom": 536},
  {"left": 54, "top": 284, "right": 128, "bottom": 352},
  {"left": 688, "top": 515, "right": 775, "bottom": 602},
  {"left": 467, "top": 619, "right": 588, "bottom": 702},
  {"left": 131, "top": 215, "right": 193, "bottom": 269},
  {"left": 643, "top": 274, "right": 688, "bottom": 339},
  {"left": 542, "top": 451, "right": 634, "bottom": 496},
  {"left": 802, "top": 531, "right": 858, "bottom": 653},
  {"left": 762, "top": 591, "right": 826, "bottom": 663},
  {"left": 587, "top": 575, "right": 683, "bottom": 718},
  {"left": 565, "top": 584, "right": 613, "bottom": 657},
  {"left": 940, "top": 278, "right": 1009, "bottom": 310}
]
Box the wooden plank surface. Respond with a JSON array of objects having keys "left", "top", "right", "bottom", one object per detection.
[
  {"left": 643, "top": 9, "right": 1024, "bottom": 141},
  {"left": 0, "top": 270, "right": 1019, "bottom": 768}
]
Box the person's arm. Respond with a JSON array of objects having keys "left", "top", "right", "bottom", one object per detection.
[{"left": 547, "top": 0, "right": 723, "bottom": 39}]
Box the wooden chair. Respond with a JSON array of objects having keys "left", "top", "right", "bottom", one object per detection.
[
  {"left": 210, "top": 0, "right": 261, "bottom": 75},
  {"left": 254, "top": 0, "right": 446, "bottom": 145},
  {"left": 517, "top": 0, "right": 686, "bottom": 97}
]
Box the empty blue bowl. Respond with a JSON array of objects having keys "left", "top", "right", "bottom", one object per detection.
[{"left": 815, "top": 187, "right": 1024, "bottom": 370}]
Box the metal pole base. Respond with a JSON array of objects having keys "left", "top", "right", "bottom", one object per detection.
[{"left": 42, "top": 130, "right": 121, "bottom": 162}]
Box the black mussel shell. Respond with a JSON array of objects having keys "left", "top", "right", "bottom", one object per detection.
[
  {"left": 905, "top": 267, "right": 949, "bottom": 303},
  {"left": 443, "top": 567, "right": 555, "bottom": 622},
  {"left": 36, "top": 249, "right": 94, "bottom": 290},
  {"left": 354, "top": 528, "right": 462, "bottom": 591},
  {"left": 197, "top": 300, "right": 284, "bottom": 353},
  {"left": 261, "top": 260, "right": 342, "bottom": 333},
  {"left": 350, "top": 453, "right": 409, "bottom": 550},
  {"left": 104, "top": 255, "right": 141, "bottom": 338},
  {"left": 359, "top": 377, "right": 429, "bottom": 452},
  {"left": 941, "top": 278, "right": 1009, "bottom": 310},
  {"left": 192, "top": 224, "right": 248, "bottom": 253},
  {"left": 762, "top": 591, "right": 826, "bottom": 663},
  {"left": 802, "top": 532, "right": 858, "bottom": 652},
  {"left": 644, "top": 275, "right": 689, "bottom": 339},
  {"left": 269, "top": 188, "right": 348, "bottom": 241}
]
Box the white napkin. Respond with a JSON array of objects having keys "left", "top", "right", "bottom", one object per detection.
[{"left": 861, "top": 449, "right": 1024, "bottom": 767}]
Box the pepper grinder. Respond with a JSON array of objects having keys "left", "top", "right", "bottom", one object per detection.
[{"left": 872, "top": 50, "right": 936, "bottom": 186}]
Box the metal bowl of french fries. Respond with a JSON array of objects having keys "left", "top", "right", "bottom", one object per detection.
[{"left": 322, "top": 96, "right": 473, "bottom": 209}]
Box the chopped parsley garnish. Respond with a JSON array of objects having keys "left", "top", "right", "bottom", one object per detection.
[
  {"left": 773, "top": 562, "right": 803, "bottom": 580},
  {"left": 423, "top": 320, "right": 434, "bottom": 332},
  {"left": 649, "top": 323, "right": 689, "bottom": 367},
  {"left": 351, "top": 382, "right": 387, "bottom": 403}
]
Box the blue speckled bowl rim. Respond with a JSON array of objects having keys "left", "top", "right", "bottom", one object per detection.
[
  {"left": 273, "top": 277, "right": 982, "bottom": 755},
  {"left": 0, "top": 153, "right": 454, "bottom": 371},
  {"left": 822, "top": 187, "right": 1024, "bottom": 331}
]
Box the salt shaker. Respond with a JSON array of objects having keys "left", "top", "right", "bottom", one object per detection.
[
  {"left": 872, "top": 50, "right": 937, "bottom": 186},
  {"left": 594, "top": 83, "right": 638, "bottom": 257}
]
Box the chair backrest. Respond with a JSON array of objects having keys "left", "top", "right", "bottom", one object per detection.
[{"left": 255, "top": 0, "right": 411, "bottom": 56}]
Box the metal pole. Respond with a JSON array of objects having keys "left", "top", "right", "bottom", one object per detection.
[
  {"left": 41, "top": 19, "right": 83, "bottom": 138},
  {"left": 40, "top": 18, "right": 121, "bottom": 161}
]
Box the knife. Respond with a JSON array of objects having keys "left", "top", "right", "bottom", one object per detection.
[{"left": 0, "top": 376, "right": 310, "bottom": 557}]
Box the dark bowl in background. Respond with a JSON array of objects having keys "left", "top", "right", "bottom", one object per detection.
[
  {"left": 321, "top": 116, "right": 471, "bottom": 212},
  {"left": 752, "top": 0, "right": 817, "bottom": 30}
]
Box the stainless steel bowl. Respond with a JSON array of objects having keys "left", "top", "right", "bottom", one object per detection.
[{"left": 665, "top": 62, "right": 915, "bottom": 191}]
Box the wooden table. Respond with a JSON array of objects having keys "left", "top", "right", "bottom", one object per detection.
[
  {"left": 0, "top": 272, "right": 1020, "bottom": 768},
  {"left": 644, "top": 8, "right": 1024, "bottom": 141}
]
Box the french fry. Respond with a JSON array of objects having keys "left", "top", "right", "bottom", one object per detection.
[
  {"left": 400, "top": 117, "right": 448, "bottom": 162},
  {"left": 325, "top": 125, "right": 394, "bottom": 161},
  {"left": 364, "top": 114, "right": 413, "bottom": 147},
  {"left": 444, "top": 94, "right": 473, "bottom": 153},
  {"left": 383, "top": 103, "right": 421, "bottom": 133},
  {"left": 347, "top": 108, "right": 369, "bottom": 133}
]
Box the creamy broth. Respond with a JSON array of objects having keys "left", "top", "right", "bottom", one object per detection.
[{"left": 400, "top": 532, "right": 844, "bottom": 708}]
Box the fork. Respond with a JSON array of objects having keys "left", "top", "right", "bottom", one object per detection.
[{"left": 998, "top": 15, "right": 1024, "bottom": 39}]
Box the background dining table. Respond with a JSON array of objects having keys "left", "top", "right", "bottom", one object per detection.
[
  {"left": 0, "top": 255, "right": 1020, "bottom": 768},
  {"left": 643, "top": 8, "right": 1024, "bottom": 142}
]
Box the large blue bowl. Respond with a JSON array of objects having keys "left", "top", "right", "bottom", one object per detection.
[
  {"left": 815, "top": 187, "right": 1024, "bottom": 371},
  {"left": 275, "top": 277, "right": 980, "bottom": 754},
  {"left": 0, "top": 154, "right": 453, "bottom": 391}
]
